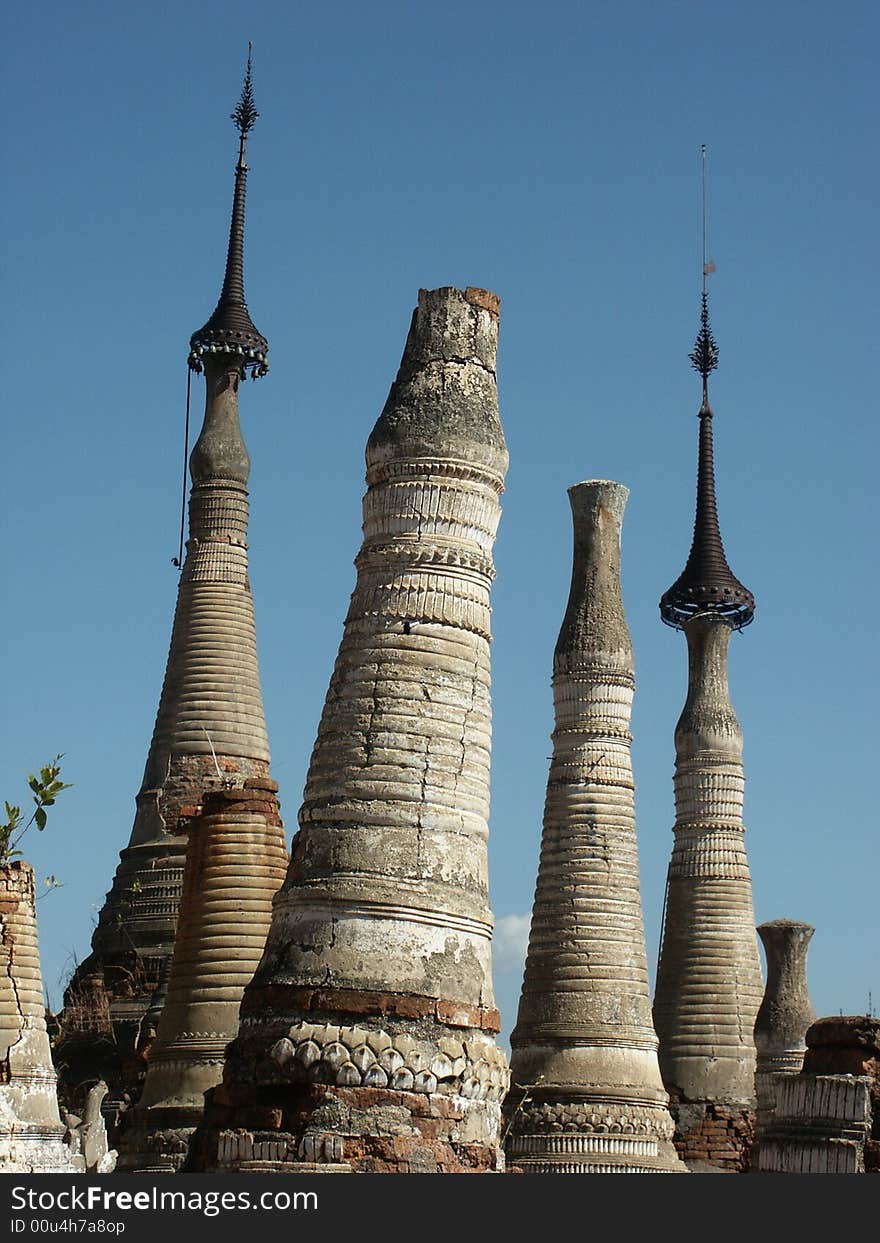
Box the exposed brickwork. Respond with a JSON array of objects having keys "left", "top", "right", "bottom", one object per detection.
[
  {"left": 670, "top": 1101, "right": 754, "bottom": 1172},
  {"left": 241, "top": 985, "right": 500, "bottom": 1033},
  {"left": 191, "top": 1083, "right": 502, "bottom": 1173}
]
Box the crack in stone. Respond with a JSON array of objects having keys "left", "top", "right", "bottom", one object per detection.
[{"left": 1, "top": 884, "right": 27, "bottom": 1068}]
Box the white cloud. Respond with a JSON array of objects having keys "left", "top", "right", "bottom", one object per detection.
[{"left": 493, "top": 912, "right": 531, "bottom": 972}]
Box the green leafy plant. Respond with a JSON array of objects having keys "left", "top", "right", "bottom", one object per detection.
[{"left": 1, "top": 754, "right": 71, "bottom": 863}]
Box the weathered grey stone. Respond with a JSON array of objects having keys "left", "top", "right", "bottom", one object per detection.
[
  {"left": 193, "top": 287, "right": 509, "bottom": 1173},
  {"left": 653, "top": 615, "right": 764, "bottom": 1125},
  {"left": 505, "top": 482, "right": 684, "bottom": 1174},
  {"left": 115, "top": 781, "right": 287, "bottom": 1171},
  {"left": 754, "top": 919, "right": 815, "bottom": 1141},
  {"left": 756, "top": 1072, "right": 871, "bottom": 1173},
  {"left": 0, "top": 862, "right": 85, "bottom": 1172}
]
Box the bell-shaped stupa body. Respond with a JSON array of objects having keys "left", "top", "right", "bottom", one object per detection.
[
  {"left": 753, "top": 920, "right": 815, "bottom": 1141},
  {"left": 60, "top": 56, "right": 273, "bottom": 1104},
  {"left": 505, "top": 481, "right": 683, "bottom": 1173},
  {"left": 191, "top": 286, "right": 510, "bottom": 1174},
  {"left": 116, "top": 779, "right": 288, "bottom": 1171},
  {"left": 0, "top": 862, "right": 83, "bottom": 1171}
]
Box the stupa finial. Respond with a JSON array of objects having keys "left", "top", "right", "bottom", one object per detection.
[
  {"left": 659, "top": 146, "right": 754, "bottom": 631},
  {"left": 231, "top": 43, "right": 259, "bottom": 137},
  {"left": 189, "top": 44, "right": 268, "bottom": 378}
]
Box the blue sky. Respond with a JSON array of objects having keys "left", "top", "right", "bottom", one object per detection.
[{"left": 3, "top": 1, "right": 876, "bottom": 1044}]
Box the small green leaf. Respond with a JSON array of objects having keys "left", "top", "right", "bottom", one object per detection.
[{"left": 35, "top": 807, "right": 47, "bottom": 831}]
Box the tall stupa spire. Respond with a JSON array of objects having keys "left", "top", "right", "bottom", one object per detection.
[
  {"left": 189, "top": 44, "right": 268, "bottom": 377},
  {"left": 660, "top": 146, "right": 754, "bottom": 631},
  {"left": 59, "top": 51, "right": 275, "bottom": 1110},
  {"left": 652, "top": 148, "right": 764, "bottom": 1171}
]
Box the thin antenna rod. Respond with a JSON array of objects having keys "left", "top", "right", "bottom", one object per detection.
[{"left": 701, "top": 143, "right": 708, "bottom": 297}]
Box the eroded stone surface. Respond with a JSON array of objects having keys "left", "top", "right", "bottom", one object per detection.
[
  {"left": 756, "top": 1068, "right": 872, "bottom": 1174},
  {"left": 60, "top": 353, "right": 274, "bottom": 1106},
  {"left": 505, "top": 482, "right": 683, "bottom": 1174},
  {"left": 192, "top": 286, "right": 509, "bottom": 1173},
  {"left": 0, "top": 862, "right": 84, "bottom": 1172},
  {"left": 753, "top": 919, "right": 815, "bottom": 1144},
  {"left": 116, "top": 780, "right": 288, "bottom": 1171},
  {"left": 653, "top": 615, "right": 764, "bottom": 1168}
]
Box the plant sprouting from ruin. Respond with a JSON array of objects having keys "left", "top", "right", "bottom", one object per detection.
[{"left": 1, "top": 755, "right": 71, "bottom": 863}]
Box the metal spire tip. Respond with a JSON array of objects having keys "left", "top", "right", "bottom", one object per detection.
[{"left": 231, "top": 43, "right": 259, "bottom": 136}]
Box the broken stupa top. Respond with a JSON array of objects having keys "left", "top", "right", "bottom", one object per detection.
[
  {"left": 659, "top": 290, "right": 755, "bottom": 630},
  {"left": 189, "top": 47, "right": 268, "bottom": 377},
  {"left": 367, "top": 286, "right": 509, "bottom": 478}
]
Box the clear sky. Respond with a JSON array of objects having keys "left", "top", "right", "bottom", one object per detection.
[{"left": 3, "top": 1, "right": 877, "bottom": 1045}]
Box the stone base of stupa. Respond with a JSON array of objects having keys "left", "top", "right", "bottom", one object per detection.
[
  {"left": 193, "top": 1084, "right": 504, "bottom": 1173},
  {"left": 0, "top": 1114, "right": 84, "bottom": 1174},
  {"left": 189, "top": 1010, "right": 509, "bottom": 1173},
  {"left": 505, "top": 1092, "right": 686, "bottom": 1174}
]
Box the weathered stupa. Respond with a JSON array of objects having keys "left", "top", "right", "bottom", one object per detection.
[
  {"left": 60, "top": 50, "right": 273, "bottom": 1103},
  {"left": 653, "top": 194, "right": 764, "bottom": 1169},
  {"left": 753, "top": 920, "right": 815, "bottom": 1141},
  {"left": 756, "top": 1016, "right": 880, "bottom": 1174},
  {"left": 191, "top": 285, "right": 510, "bottom": 1173},
  {"left": 116, "top": 780, "right": 287, "bottom": 1171},
  {"left": 1, "top": 862, "right": 83, "bottom": 1171},
  {"left": 505, "top": 481, "right": 683, "bottom": 1174}
]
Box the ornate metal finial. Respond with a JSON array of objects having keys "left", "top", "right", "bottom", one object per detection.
[
  {"left": 231, "top": 43, "right": 259, "bottom": 137},
  {"left": 689, "top": 144, "right": 719, "bottom": 402},
  {"left": 689, "top": 290, "right": 718, "bottom": 386},
  {"left": 659, "top": 146, "right": 754, "bottom": 632},
  {"left": 188, "top": 45, "right": 268, "bottom": 379}
]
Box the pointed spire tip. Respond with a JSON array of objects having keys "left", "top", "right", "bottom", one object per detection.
[
  {"left": 231, "top": 43, "right": 259, "bottom": 137},
  {"left": 189, "top": 44, "right": 268, "bottom": 377}
]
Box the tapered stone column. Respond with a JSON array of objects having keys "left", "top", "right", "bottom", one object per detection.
[
  {"left": 653, "top": 614, "right": 764, "bottom": 1166},
  {"left": 192, "top": 286, "right": 510, "bottom": 1174},
  {"left": 61, "top": 57, "right": 273, "bottom": 1102},
  {"left": 505, "top": 482, "right": 683, "bottom": 1173},
  {"left": 754, "top": 920, "right": 815, "bottom": 1140},
  {"left": 0, "top": 862, "right": 83, "bottom": 1171},
  {"left": 655, "top": 274, "right": 763, "bottom": 1171},
  {"left": 116, "top": 779, "right": 287, "bottom": 1171}
]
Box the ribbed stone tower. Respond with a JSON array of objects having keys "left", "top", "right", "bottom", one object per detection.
[
  {"left": 61, "top": 52, "right": 273, "bottom": 1101},
  {"left": 1, "top": 862, "right": 82, "bottom": 1171},
  {"left": 505, "top": 481, "right": 683, "bottom": 1174},
  {"left": 754, "top": 920, "right": 815, "bottom": 1141},
  {"left": 192, "top": 286, "right": 510, "bottom": 1174},
  {"left": 117, "top": 780, "right": 287, "bottom": 1171},
  {"left": 653, "top": 225, "right": 764, "bottom": 1170}
]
